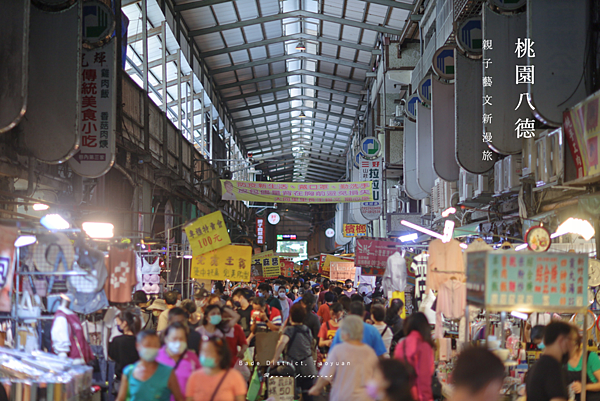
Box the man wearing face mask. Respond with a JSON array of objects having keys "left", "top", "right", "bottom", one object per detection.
[
  {"left": 343, "top": 279, "right": 356, "bottom": 297},
  {"left": 232, "top": 288, "right": 254, "bottom": 337},
  {"left": 278, "top": 286, "right": 292, "bottom": 322},
  {"left": 526, "top": 321, "right": 578, "bottom": 401},
  {"left": 257, "top": 283, "right": 282, "bottom": 311}
]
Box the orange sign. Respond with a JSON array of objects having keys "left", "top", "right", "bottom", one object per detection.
[{"left": 343, "top": 224, "right": 367, "bottom": 237}]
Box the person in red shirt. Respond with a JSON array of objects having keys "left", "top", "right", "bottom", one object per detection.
[
  {"left": 246, "top": 297, "right": 282, "bottom": 345},
  {"left": 317, "top": 292, "right": 336, "bottom": 324},
  {"left": 318, "top": 303, "right": 344, "bottom": 355}
]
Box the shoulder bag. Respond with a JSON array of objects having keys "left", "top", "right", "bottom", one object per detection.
[{"left": 209, "top": 369, "right": 230, "bottom": 401}]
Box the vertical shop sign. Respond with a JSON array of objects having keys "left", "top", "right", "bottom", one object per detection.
[
  {"left": 360, "top": 157, "right": 383, "bottom": 220},
  {"left": 256, "top": 218, "right": 265, "bottom": 245},
  {"left": 482, "top": 5, "right": 532, "bottom": 155},
  {"left": 69, "top": 1, "right": 116, "bottom": 177}
]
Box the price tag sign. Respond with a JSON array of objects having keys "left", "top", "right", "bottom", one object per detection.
[
  {"left": 185, "top": 211, "right": 231, "bottom": 256},
  {"left": 267, "top": 376, "right": 294, "bottom": 401}
]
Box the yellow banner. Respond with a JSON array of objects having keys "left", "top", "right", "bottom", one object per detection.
[
  {"left": 319, "top": 255, "right": 351, "bottom": 277},
  {"left": 343, "top": 224, "right": 367, "bottom": 237},
  {"left": 191, "top": 245, "right": 251, "bottom": 282},
  {"left": 252, "top": 250, "right": 280, "bottom": 278},
  {"left": 221, "top": 180, "right": 373, "bottom": 203},
  {"left": 185, "top": 211, "right": 231, "bottom": 256}
]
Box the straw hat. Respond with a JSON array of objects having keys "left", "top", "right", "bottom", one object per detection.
[{"left": 146, "top": 298, "right": 167, "bottom": 311}]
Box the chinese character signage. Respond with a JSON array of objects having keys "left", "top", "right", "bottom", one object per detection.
[
  {"left": 355, "top": 239, "right": 399, "bottom": 276},
  {"left": 69, "top": 27, "right": 116, "bottom": 177},
  {"left": 564, "top": 91, "right": 600, "bottom": 181},
  {"left": 191, "top": 245, "right": 251, "bottom": 282},
  {"left": 319, "top": 255, "right": 351, "bottom": 278},
  {"left": 266, "top": 376, "right": 294, "bottom": 401},
  {"left": 185, "top": 211, "right": 231, "bottom": 256},
  {"left": 469, "top": 251, "right": 588, "bottom": 311},
  {"left": 360, "top": 157, "right": 382, "bottom": 220},
  {"left": 256, "top": 218, "right": 265, "bottom": 245},
  {"left": 330, "top": 262, "right": 356, "bottom": 282},
  {"left": 221, "top": 180, "right": 373, "bottom": 203},
  {"left": 280, "top": 259, "right": 294, "bottom": 278},
  {"left": 252, "top": 250, "right": 280, "bottom": 278},
  {"left": 342, "top": 224, "right": 367, "bottom": 238}
]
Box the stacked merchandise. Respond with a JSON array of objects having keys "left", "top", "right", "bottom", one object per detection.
[{"left": 0, "top": 348, "right": 93, "bottom": 400}]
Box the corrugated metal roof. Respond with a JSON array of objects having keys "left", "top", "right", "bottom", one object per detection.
[{"left": 167, "top": 0, "right": 416, "bottom": 181}]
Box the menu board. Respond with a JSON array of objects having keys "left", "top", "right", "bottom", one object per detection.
[{"left": 481, "top": 251, "right": 588, "bottom": 311}]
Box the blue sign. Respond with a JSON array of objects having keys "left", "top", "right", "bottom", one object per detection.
[
  {"left": 458, "top": 17, "right": 482, "bottom": 54},
  {"left": 432, "top": 46, "right": 455, "bottom": 79},
  {"left": 360, "top": 137, "right": 381, "bottom": 158},
  {"left": 405, "top": 93, "right": 421, "bottom": 122},
  {"left": 418, "top": 76, "right": 432, "bottom": 105}
]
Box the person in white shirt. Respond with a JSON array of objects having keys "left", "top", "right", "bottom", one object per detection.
[
  {"left": 157, "top": 291, "right": 178, "bottom": 332},
  {"left": 370, "top": 304, "right": 393, "bottom": 357}
]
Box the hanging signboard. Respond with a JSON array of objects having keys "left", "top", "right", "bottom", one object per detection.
[
  {"left": 342, "top": 224, "right": 367, "bottom": 237},
  {"left": 457, "top": 17, "right": 482, "bottom": 57},
  {"left": 191, "top": 245, "right": 251, "bottom": 282},
  {"left": 184, "top": 211, "right": 231, "bottom": 256},
  {"left": 467, "top": 251, "right": 588, "bottom": 311},
  {"left": 69, "top": 1, "right": 117, "bottom": 177},
  {"left": 355, "top": 239, "right": 400, "bottom": 276},
  {"left": 432, "top": 46, "right": 455, "bottom": 80},
  {"left": 280, "top": 259, "right": 294, "bottom": 277},
  {"left": 418, "top": 76, "right": 432, "bottom": 106},
  {"left": 360, "top": 157, "right": 383, "bottom": 220},
  {"left": 252, "top": 251, "right": 280, "bottom": 278},
  {"left": 266, "top": 376, "right": 294, "bottom": 401},
  {"left": 221, "top": 180, "right": 373, "bottom": 203},
  {"left": 330, "top": 262, "right": 356, "bottom": 282},
  {"left": 360, "top": 137, "right": 381, "bottom": 159},
  {"left": 256, "top": 217, "right": 265, "bottom": 245},
  {"left": 319, "top": 255, "right": 351, "bottom": 278},
  {"left": 563, "top": 91, "right": 600, "bottom": 183}
]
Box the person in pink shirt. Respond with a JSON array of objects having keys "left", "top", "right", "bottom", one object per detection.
[
  {"left": 394, "top": 312, "right": 435, "bottom": 401},
  {"left": 156, "top": 322, "right": 201, "bottom": 401}
]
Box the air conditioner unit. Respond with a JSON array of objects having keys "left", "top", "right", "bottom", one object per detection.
[
  {"left": 503, "top": 154, "right": 523, "bottom": 192},
  {"left": 474, "top": 173, "right": 490, "bottom": 197},
  {"left": 494, "top": 159, "right": 503, "bottom": 196},
  {"left": 535, "top": 135, "right": 549, "bottom": 186},
  {"left": 444, "top": 180, "right": 458, "bottom": 209},
  {"left": 431, "top": 181, "right": 439, "bottom": 215},
  {"left": 421, "top": 197, "right": 430, "bottom": 215},
  {"left": 521, "top": 134, "right": 538, "bottom": 177},
  {"left": 387, "top": 187, "right": 400, "bottom": 213},
  {"left": 458, "top": 169, "right": 476, "bottom": 202}
]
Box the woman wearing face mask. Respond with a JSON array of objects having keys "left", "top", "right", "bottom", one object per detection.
[
  {"left": 197, "top": 305, "right": 247, "bottom": 370},
  {"left": 156, "top": 323, "right": 200, "bottom": 401},
  {"left": 109, "top": 309, "right": 141, "bottom": 392},
  {"left": 186, "top": 336, "right": 247, "bottom": 401},
  {"left": 116, "top": 330, "right": 184, "bottom": 401},
  {"left": 290, "top": 286, "right": 299, "bottom": 301},
  {"left": 278, "top": 287, "right": 292, "bottom": 322},
  {"left": 366, "top": 359, "right": 414, "bottom": 401}
]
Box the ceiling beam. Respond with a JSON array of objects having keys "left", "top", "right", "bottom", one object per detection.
[
  {"left": 223, "top": 83, "right": 362, "bottom": 102},
  {"left": 210, "top": 53, "right": 370, "bottom": 75},
  {"left": 219, "top": 69, "right": 364, "bottom": 90},
  {"left": 188, "top": 11, "right": 403, "bottom": 37},
  {"left": 247, "top": 136, "right": 348, "bottom": 150},
  {"left": 254, "top": 153, "right": 347, "bottom": 168},
  {"left": 265, "top": 160, "right": 344, "bottom": 175},
  {"left": 234, "top": 107, "right": 353, "bottom": 123},
  {"left": 243, "top": 128, "right": 351, "bottom": 145},
  {"left": 229, "top": 95, "right": 360, "bottom": 113},
  {"left": 265, "top": 158, "right": 345, "bottom": 173},
  {"left": 237, "top": 116, "right": 353, "bottom": 132},
  {"left": 176, "top": 0, "right": 412, "bottom": 12},
  {"left": 200, "top": 33, "right": 373, "bottom": 59}
]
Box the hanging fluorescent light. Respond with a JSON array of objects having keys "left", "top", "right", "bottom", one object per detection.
[
  {"left": 295, "top": 41, "right": 306, "bottom": 51},
  {"left": 183, "top": 254, "right": 193, "bottom": 259},
  {"left": 14, "top": 235, "right": 37, "bottom": 248},
  {"left": 400, "top": 220, "right": 443, "bottom": 240},
  {"left": 32, "top": 203, "right": 49, "bottom": 211},
  {"left": 40, "top": 214, "right": 69, "bottom": 230},
  {"left": 441, "top": 220, "right": 455, "bottom": 243},
  {"left": 82, "top": 222, "right": 114, "bottom": 239},
  {"left": 441, "top": 207, "right": 456, "bottom": 218},
  {"left": 399, "top": 233, "right": 418, "bottom": 242},
  {"left": 510, "top": 311, "right": 528, "bottom": 320},
  {"left": 555, "top": 218, "right": 595, "bottom": 241},
  {"left": 515, "top": 243, "right": 528, "bottom": 251},
  {"left": 298, "top": 111, "right": 306, "bottom": 118},
  {"left": 460, "top": 243, "right": 468, "bottom": 249}
]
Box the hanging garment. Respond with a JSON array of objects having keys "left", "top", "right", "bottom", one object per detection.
[
  {"left": 426, "top": 239, "right": 465, "bottom": 292},
  {"left": 383, "top": 252, "right": 407, "bottom": 295},
  {"left": 435, "top": 280, "right": 467, "bottom": 339},
  {"left": 411, "top": 253, "right": 429, "bottom": 305},
  {"left": 419, "top": 289, "right": 437, "bottom": 325},
  {"left": 52, "top": 307, "right": 94, "bottom": 363},
  {"left": 105, "top": 248, "right": 137, "bottom": 303},
  {"left": 0, "top": 226, "right": 18, "bottom": 312}
]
